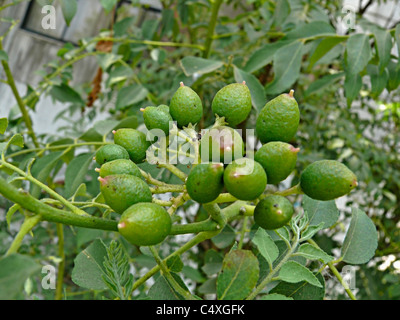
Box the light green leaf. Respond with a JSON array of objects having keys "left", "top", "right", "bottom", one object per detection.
[
  {"left": 308, "top": 36, "right": 347, "bottom": 69},
  {"left": 113, "top": 115, "right": 139, "bottom": 130},
  {"left": 233, "top": 66, "right": 265, "bottom": 111},
  {"left": 265, "top": 41, "right": 304, "bottom": 95},
  {"left": 0, "top": 118, "right": 8, "bottom": 134},
  {"left": 296, "top": 243, "right": 333, "bottom": 263},
  {"left": 1, "top": 134, "right": 24, "bottom": 155},
  {"left": 64, "top": 153, "right": 94, "bottom": 199},
  {"left": 71, "top": 239, "right": 108, "bottom": 290},
  {"left": 217, "top": 250, "right": 259, "bottom": 300},
  {"left": 260, "top": 293, "right": 293, "bottom": 300},
  {"left": 6, "top": 204, "right": 21, "bottom": 227},
  {"left": 252, "top": 228, "right": 279, "bottom": 267},
  {"left": 93, "top": 119, "right": 119, "bottom": 137},
  {"left": 341, "top": 207, "right": 378, "bottom": 264},
  {"left": 116, "top": 85, "right": 148, "bottom": 110},
  {"left": 100, "top": 0, "right": 117, "bottom": 13},
  {"left": 302, "top": 195, "right": 339, "bottom": 229},
  {"left": 106, "top": 65, "right": 134, "bottom": 87},
  {"left": 273, "top": 0, "right": 290, "bottom": 26},
  {"left": 97, "top": 53, "right": 122, "bottom": 71},
  {"left": 345, "top": 33, "right": 372, "bottom": 76},
  {"left": 180, "top": 56, "right": 223, "bottom": 76},
  {"left": 279, "top": 261, "right": 322, "bottom": 287},
  {"left": 60, "top": 0, "right": 77, "bottom": 26},
  {"left": 300, "top": 222, "right": 325, "bottom": 241},
  {"left": 244, "top": 40, "right": 294, "bottom": 73},
  {"left": 0, "top": 254, "right": 41, "bottom": 300}
]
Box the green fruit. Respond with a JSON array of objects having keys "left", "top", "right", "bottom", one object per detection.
[
  {"left": 143, "top": 105, "right": 173, "bottom": 135},
  {"left": 94, "top": 144, "right": 129, "bottom": 165},
  {"left": 223, "top": 158, "right": 267, "bottom": 200},
  {"left": 211, "top": 82, "right": 252, "bottom": 126},
  {"left": 98, "top": 159, "right": 141, "bottom": 179},
  {"left": 118, "top": 203, "right": 171, "bottom": 246},
  {"left": 254, "top": 142, "right": 300, "bottom": 185},
  {"left": 99, "top": 174, "right": 152, "bottom": 214},
  {"left": 186, "top": 163, "right": 224, "bottom": 203},
  {"left": 254, "top": 195, "right": 294, "bottom": 230},
  {"left": 300, "top": 160, "right": 358, "bottom": 201},
  {"left": 169, "top": 82, "right": 203, "bottom": 127},
  {"left": 199, "top": 126, "right": 244, "bottom": 163},
  {"left": 256, "top": 90, "right": 300, "bottom": 143},
  {"left": 113, "top": 128, "right": 151, "bottom": 163}
]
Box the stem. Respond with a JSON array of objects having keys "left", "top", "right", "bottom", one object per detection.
[
  {"left": 0, "top": 40, "right": 39, "bottom": 148},
  {"left": 203, "top": 203, "right": 226, "bottom": 228},
  {"left": 93, "top": 37, "right": 205, "bottom": 50},
  {"left": 211, "top": 193, "right": 238, "bottom": 204},
  {"left": 6, "top": 214, "right": 42, "bottom": 256},
  {"left": 158, "top": 163, "right": 187, "bottom": 182},
  {"left": 238, "top": 216, "right": 249, "bottom": 250},
  {"left": 274, "top": 183, "right": 303, "bottom": 197},
  {"left": 149, "top": 246, "right": 196, "bottom": 300},
  {"left": 150, "top": 184, "right": 185, "bottom": 194},
  {"left": 55, "top": 223, "right": 65, "bottom": 300},
  {"left": 327, "top": 262, "right": 357, "bottom": 300},
  {"left": 0, "top": 176, "right": 118, "bottom": 231},
  {"left": 170, "top": 218, "right": 218, "bottom": 235},
  {"left": 0, "top": 159, "right": 88, "bottom": 216},
  {"left": 202, "top": 0, "right": 223, "bottom": 58}
]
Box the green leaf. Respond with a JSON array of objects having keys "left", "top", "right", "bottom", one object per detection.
[
  {"left": 106, "top": 65, "right": 134, "bottom": 87},
  {"left": 252, "top": 228, "right": 279, "bottom": 268},
  {"left": 345, "top": 33, "right": 372, "bottom": 76},
  {"left": 395, "top": 24, "right": 400, "bottom": 69},
  {"left": 308, "top": 37, "right": 347, "bottom": 69},
  {"left": 148, "top": 272, "right": 190, "bottom": 300},
  {"left": 97, "top": 53, "right": 122, "bottom": 71},
  {"left": 300, "top": 222, "right": 325, "bottom": 241},
  {"left": 341, "top": 207, "right": 378, "bottom": 264},
  {"left": 304, "top": 72, "right": 344, "bottom": 97},
  {"left": 100, "top": 0, "right": 117, "bottom": 13},
  {"left": 166, "top": 256, "right": 184, "bottom": 273},
  {"left": 6, "top": 204, "right": 21, "bottom": 227},
  {"left": 180, "top": 56, "right": 223, "bottom": 76},
  {"left": 30, "top": 151, "right": 64, "bottom": 198},
  {"left": 244, "top": 40, "right": 294, "bottom": 73},
  {"left": 216, "top": 249, "right": 259, "bottom": 300},
  {"left": 273, "top": 0, "right": 290, "bottom": 26},
  {"left": 270, "top": 272, "right": 325, "bottom": 300},
  {"left": 211, "top": 225, "right": 236, "bottom": 249},
  {"left": 0, "top": 118, "right": 8, "bottom": 134},
  {"left": 113, "top": 115, "right": 139, "bottom": 130},
  {"left": 79, "top": 128, "right": 103, "bottom": 142},
  {"left": 260, "top": 293, "right": 293, "bottom": 300},
  {"left": 0, "top": 50, "right": 9, "bottom": 62},
  {"left": 296, "top": 244, "right": 333, "bottom": 263},
  {"left": 71, "top": 239, "right": 108, "bottom": 290},
  {"left": 116, "top": 84, "right": 148, "bottom": 110},
  {"left": 141, "top": 19, "right": 159, "bottom": 40},
  {"left": 279, "top": 261, "right": 322, "bottom": 287},
  {"left": 367, "top": 64, "right": 389, "bottom": 97},
  {"left": 0, "top": 254, "right": 41, "bottom": 300},
  {"left": 64, "top": 153, "right": 94, "bottom": 199},
  {"left": 76, "top": 227, "right": 103, "bottom": 248},
  {"left": 373, "top": 28, "right": 392, "bottom": 73},
  {"left": 344, "top": 72, "right": 362, "bottom": 106},
  {"left": 59, "top": 0, "right": 77, "bottom": 26},
  {"left": 93, "top": 119, "right": 119, "bottom": 137},
  {"left": 284, "top": 21, "right": 335, "bottom": 40},
  {"left": 49, "top": 84, "right": 84, "bottom": 105},
  {"left": 387, "top": 60, "right": 400, "bottom": 91},
  {"left": 265, "top": 41, "right": 304, "bottom": 95},
  {"left": 201, "top": 249, "right": 223, "bottom": 276},
  {"left": 302, "top": 195, "right": 339, "bottom": 229},
  {"left": 233, "top": 66, "right": 265, "bottom": 111}
]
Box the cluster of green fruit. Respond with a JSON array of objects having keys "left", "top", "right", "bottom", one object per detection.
[{"left": 93, "top": 82, "right": 358, "bottom": 247}]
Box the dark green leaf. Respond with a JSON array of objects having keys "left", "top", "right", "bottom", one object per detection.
[
  {"left": 260, "top": 293, "right": 293, "bottom": 300},
  {"left": 367, "top": 64, "right": 389, "bottom": 97},
  {"left": 60, "top": 0, "right": 77, "bottom": 26},
  {"left": 244, "top": 40, "right": 294, "bottom": 73},
  {"left": 148, "top": 273, "right": 189, "bottom": 300},
  {"left": 273, "top": 0, "right": 290, "bottom": 26},
  {"left": 302, "top": 195, "right": 339, "bottom": 229},
  {"left": 211, "top": 225, "right": 236, "bottom": 249},
  {"left": 265, "top": 41, "right": 304, "bottom": 95},
  {"left": 71, "top": 239, "right": 108, "bottom": 290},
  {"left": 49, "top": 84, "right": 84, "bottom": 105},
  {"left": 64, "top": 153, "right": 94, "bottom": 199},
  {"left": 308, "top": 37, "right": 347, "bottom": 69},
  {"left": 217, "top": 250, "right": 259, "bottom": 300},
  {"left": 395, "top": 24, "right": 400, "bottom": 69},
  {"left": 116, "top": 85, "right": 148, "bottom": 110},
  {"left": 270, "top": 272, "right": 325, "bottom": 300},
  {"left": 142, "top": 19, "right": 159, "bottom": 40},
  {"left": 233, "top": 66, "right": 265, "bottom": 111},
  {"left": 166, "top": 256, "right": 184, "bottom": 273},
  {"left": 373, "top": 28, "right": 392, "bottom": 72},
  {"left": 252, "top": 228, "right": 279, "bottom": 267},
  {"left": 180, "top": 56, "right": 223, "bottom": 76},
  {"left": 345, "top": 33, "right": 372, "bottom": 76},
  {"left": 344, "top": 72, "right": 362, "bottom": 106},
  {"left": 284, "top": 21, "right": 335, "bottom": 40},
  {"left": 279, "top": 261, "right": 322, "bottom": 287},
  {"left": 0, "top": 254, "right": 41, "bottom": 300},
  {"left": 76, "top": 227, "right": 103, "bottom": 248},
  {"left": 341, "top": 207, "right": 378, "bottom": 264}
]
